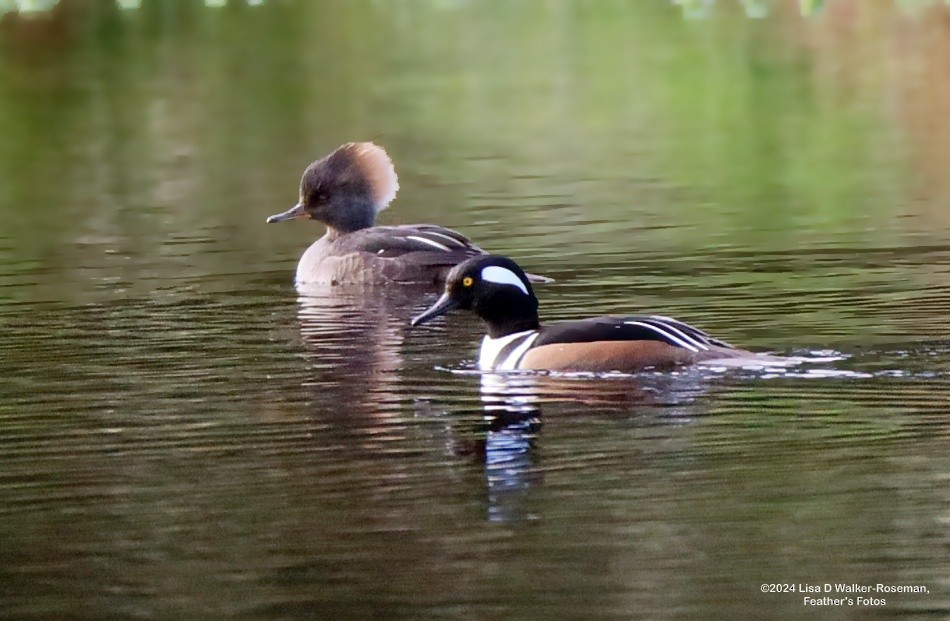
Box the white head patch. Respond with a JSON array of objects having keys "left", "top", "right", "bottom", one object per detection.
[{"left": 481, "top": 266, "right": 529, "bottom": 295}]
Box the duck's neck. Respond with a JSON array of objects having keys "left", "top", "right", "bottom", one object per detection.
[
  {"left": 325, "top": 196, "right": 378, "bottom": 236},
  {"left": 484, "top": 317, "right": 540, "bottom": 339},
  {"left": 479, "top": 300, "right": 541, "bottom": 339}
]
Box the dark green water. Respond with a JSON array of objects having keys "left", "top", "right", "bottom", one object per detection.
[{"left": 1, "top": 1, "right": 948, "bottom": 619}]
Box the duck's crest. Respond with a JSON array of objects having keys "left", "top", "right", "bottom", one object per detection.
[{"left": 342, "top": 142, "right": 399, "bottom": 212}]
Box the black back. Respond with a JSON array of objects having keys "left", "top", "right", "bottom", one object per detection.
[{"left": 534, "top": 315, "right": 733, "bottom": 352}]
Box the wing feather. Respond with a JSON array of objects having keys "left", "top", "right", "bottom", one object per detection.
[{"left": 534, "top": 315, "right": 734, "bottom": 353}]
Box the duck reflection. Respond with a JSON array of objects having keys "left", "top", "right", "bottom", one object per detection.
[
  {"left": 469, "top": 369, "right": 718, "bottom": 522},
  {"left": 480, "top": 369, "right": 713, "bottom": 412},
  {"left": 461, "top": 374, "right": 544, "bottom": 523},
  {"left": 472, "top": 372, "right": 653, "bottom": 523},
  {"left": 482, "top": 410, "right": 542, "bottom": 523},
  {"left": 294, "top": 282, "right": 428, "bottom": 431}
]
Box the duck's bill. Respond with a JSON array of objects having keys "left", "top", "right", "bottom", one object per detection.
[
  {"left": 410, "top": 292, "right": 459, "bottom": 327},
  {"left": 266, "top": 202, "right": 306, "bottom": 223}
]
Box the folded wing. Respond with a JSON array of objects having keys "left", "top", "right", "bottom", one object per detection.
[{"left": 534, "top": 315, "right": 734, "bottom": 352}]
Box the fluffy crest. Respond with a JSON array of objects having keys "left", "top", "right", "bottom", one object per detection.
[{"left": 338, "top": 142, "right": 399, "bottom": 212}]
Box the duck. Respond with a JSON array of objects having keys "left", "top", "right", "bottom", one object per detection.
[
  {"left": 411, "top": 255, "right": 789, "bottom": 373},
  {"left": 267, "top": 142, "right": 493, "bottom": 285}
]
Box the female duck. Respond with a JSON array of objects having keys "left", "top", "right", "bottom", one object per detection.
[
  {"left": 412, "top": 255, "right": 787, "bottom": 373},
  {"left": 267, "top": 142, "right": 485, "bottom": 285}
]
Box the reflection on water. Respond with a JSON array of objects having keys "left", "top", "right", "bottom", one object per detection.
[
  {"left": 475, "top": 371, "right": 708, "bottom": 523},
  {"left": 1, "top": 1, "right": 949, "bottom": 619},
  {"left": 296, "top": 284, "right": 412, "bottom": 419},
  {"left": 482, "top": 412, "right": 542, "bottom": 523}
]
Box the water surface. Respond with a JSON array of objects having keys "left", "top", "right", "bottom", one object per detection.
[{"left": 1, "top": 1, "right": 948, "bottom": 619}]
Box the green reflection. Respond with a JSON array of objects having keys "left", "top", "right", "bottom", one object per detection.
[
  {"left": 0, "top": 0, "right": 931, "bottom": 307},
  {"left": 672, "top": 0, "right": 950, "bottom": 16}
]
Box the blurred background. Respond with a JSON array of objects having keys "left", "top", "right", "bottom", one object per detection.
[{"left": 0, "top": 1, "right": 948, "bottom": 619}]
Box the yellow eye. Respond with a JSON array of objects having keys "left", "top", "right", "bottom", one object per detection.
[{"left": 462, "top": 276, "right": 474, "bottom": 287}]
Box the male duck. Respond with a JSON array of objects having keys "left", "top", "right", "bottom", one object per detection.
[
  {"left": 411, "top": 255, "right": 787, "bottom": 373},
  {"left": 267, "top": 142, "right": 486, "bottom": 285}
]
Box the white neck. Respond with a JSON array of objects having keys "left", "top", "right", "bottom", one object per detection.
[{"left": 478, "top": 330, "right": 539, "bottom": 371}]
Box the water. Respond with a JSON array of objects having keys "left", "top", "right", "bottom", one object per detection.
[{"left": 1, "top": 1, "right": 948, "bottom": 619}]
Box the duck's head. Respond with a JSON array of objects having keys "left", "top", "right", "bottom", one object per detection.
[
  {"left": 266, "top": 142, "right": 399, "bottom": 233},
  {"left": 411, "top": 255, "right": 540, "bottom": 337}
]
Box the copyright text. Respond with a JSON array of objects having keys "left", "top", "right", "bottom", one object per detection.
[{"left": 759, "top": 583, "right": 930, "bottom": 607}]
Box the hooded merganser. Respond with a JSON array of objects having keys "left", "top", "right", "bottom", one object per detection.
[
  {"left": 411, "top": 255, "right": 789, "bottom": 373},
  {"left": 267, "top": 142, "right": 490, "bottom": 285}
]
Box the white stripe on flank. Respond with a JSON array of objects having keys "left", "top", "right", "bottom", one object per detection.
[
  {"left": 479, "top": 330, "right": 537, "bottom": 370},
  {"left": 498, "top": 332, "right": 540, "bottom": 370},
  {"left": 481, "top": 266, "right": 529, "bottom": 295},
  {"left": 406, "top": 235, "right": 451, "bottom": 252},
  {"left": 644, "top": 318, "right": 709, "bottom": 350},
  {"left": 419, "top": 231, "right": 467, "bottom": 247},
  {"left": 623, "top": 320, "right": 700, "bottom": 353}
]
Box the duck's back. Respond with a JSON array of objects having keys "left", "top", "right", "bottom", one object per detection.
[
  {"left": 296, "top": 224, "right": 485, "bottom": 285},
  {"left": 516, "top": 315, "right": 783, "bottom": 372}
]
